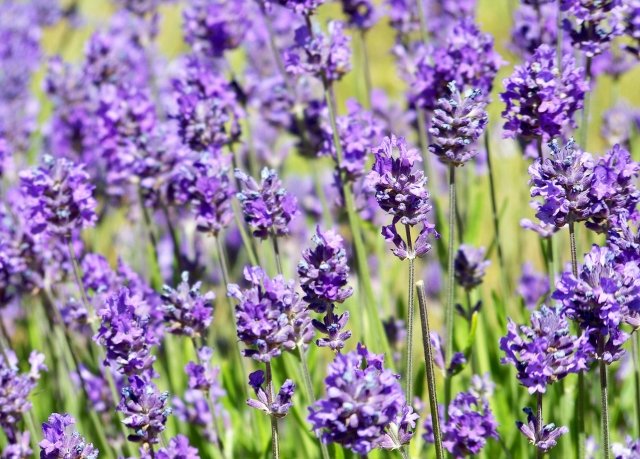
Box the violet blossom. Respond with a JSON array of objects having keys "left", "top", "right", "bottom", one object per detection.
[
  {"left": 162, "top": 272, "right": 215, "bottom": 338},
  {"left": 246, "top": 370, "right": 295, "bottom": 418},
  {"left": 39, "top": 413, "right": 98, "bottom": 459}
]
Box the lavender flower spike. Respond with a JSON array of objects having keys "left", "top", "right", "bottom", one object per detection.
[
  {"left": 500, "top": 306, "right": 592, "bottom": 393},
  {"left": 39, "top": 413, "right": 98, "bottom": 459},
  {"left": 235, "top": 168, "right": 300, "bottom": 240},
  {"left": 298, "top": 226, "right": 353, "bottom": 313},
  {"left": 454, "top": 244, "right": 490, "bottom": 291},
  {"left": 162, "top": 271, "right": 215, "bottom": 338},
  {"left": 228, "top": 266, "right": 313, "bottom": 362},
  {"left": 429, "top": 82, "right": 488, "bottom": 167},
  {"left": 246, "top": 370, "right": 295, "bottom": 418},
  {"left": 155, "top": 435, "right": 200, "bottom": 459},
  {"left": 517, "top": 407, "right": 569, "bottom": 453},
  {"left": 308, "top": 343, "right": 417, "bottom": 454},
  {"left": 118, "top": 376, "right": 171, "bottom": 447}
]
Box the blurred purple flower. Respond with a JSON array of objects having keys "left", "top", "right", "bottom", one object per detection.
[
  {"left": 454, "top": 244, "right": 490, "bottom": 291},
  {"left": 516, "top": 407, "right": 568, "bottom": 453},
  {"left": 155, "top": 435, "right": 201, "bottom": 459},
  {"left": 275, "top": 0, "right": 325, "bottom": 16},
  {"left": 511, "top": 3, "right": 561, "bottom": 58},
  {"left": 612, "top": 436, "right": 640, "bottom": 458},
  {"left": 517, "top": 262, "right": 550, "bottom": 309},
  {"left": 39, "top": 413, "right": 98, "bottom": 459},
  {"left": 561, "top": 0, "right": 626, "bottom": 57},
  {"left": 341, "top": 0, "right": 377, "bottom": 29}
]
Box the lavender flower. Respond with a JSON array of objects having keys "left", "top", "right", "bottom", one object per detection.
[
  {"left": 118, "top": 376, "right": 171, "bottom": 446},
  {"left": 423, "top": 391, "right": 499, "bottom": 458},
  {"left": 94, "top": 287, "right": 159, "bottom": 377},
  {"left": 368, "top": 136, "right": 437, "bottom": 259},
  {"left": 341, "top": 0, "right": 377, "bottom": 29},
  {"left": 554, "top": 244, "right": 640, "bottom": 363},
  {"left": 156, "top": 435, "right": 200, "bottom": 459},
  {"left": 625, "top": 0, "right": 640, "bottom": 56},
  {"left": 162, "top": 272, "right": 215, "bottom": 338},
  {"left": 284, "top": 21, "right": 351, "bottom": 84},
  {"left": 246, "top": 370, "right": 295, "bottom": 418},
  {"left": 182, "top": 0, "right": 249, "bottom": 58},
  {"left": 235, "top": 168, "right": 300, "bottom": 240},
  {"left": 429, "top": 83, "right": 488, "bottom": 166},
  {"left": 308, "top": 344, "right": 417, "bottom": 454},
  {"left": 454, "top": 244, "right": 490, "bottom": 291},
  {"left": 185, "top": 347, "right": 223, "bottom": 395},
  {"left": 39, "top": 413, "right": 98, "bottom": 459},
  {"left": 228, "top": 266, "right": 313, "bottom": 362},
  {"left": 528, "top": 139, "right": 594, "bottom": 228},
  {"left": 113, "top": 0, "right": 168, "bottom": 16},
  {"left": 516, "top": 407, "right": 568, "bottom": 453},
  {"left": 313, "top": 307, "right": 352, "bottom": 351},
  {"left": 430, "top": 331, "right": 466, "bottom": 375},
  {"left": 501, "top": 45, "right": 587, "bottom": 142},
  {"left": 409, "top": 18, "right": 502, "bottom": 112},
  {"left": 517, "top": 262, "right": 550, "bottom": 309},
  {"left": 511, "top": 3, "right": 561, "bottom": 58},
  {"left": 500, "top": 306, "right": 592, "bottom": 393},
  {"left": 608, "top": 213, "right": 640, "bottom": 264},
  {"left": 19, "top": 156, "right": 97, "bottom": 238},
  {"left": 561, "top": 0, "right": 626, "bottom": 57},
  {"left": 612, "top": 436, "right": 640, "bottom": 458},
  {"left": 586, "top": 144, "right": 640, "bottom": 233},
  {"left": 275, "top": 0, "right": 325, "bottom": 16},
  {"left": 298, "top": 227, "right": 353, "bottom": 313},
  {"left": 171, "top": 56, "right": 242, "bottom": 152},
  {"left": 601, "top": 103, "right": 640, "bottom": 147}
]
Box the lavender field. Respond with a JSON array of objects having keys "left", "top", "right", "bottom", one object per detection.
[{"left": 1, "top": 0, "right": 640, "bottom": 458}]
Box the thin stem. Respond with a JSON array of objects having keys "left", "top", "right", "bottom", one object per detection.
[
  {"left": 66, "top": 239, "right": 93, "bottom": 317},
  {"left": 405, "top": 224, "right": 415, "bottom": 402},
  {"left": 271, "top": 233, "right": 283, "bottom": 275},
  {"left": 416, "top": 108, "right": 432, "bottom": 181},
  {"left": 298, "top": 347, "right": 331, "bottom": 459},
  {"left": 161, "top": 204, "right": 183, "bottom": 280},
  {"left": 634, "top": 334, "right": 640, "bottom": 437},
  {"left": 484, "top": 131, "right": 507, "bottom": 290},
  {"left": 556, "top": 2, "right": 563, "bottom": 71},
  {"left": 569, "top": 221, "right": 585, "bottom": 459},
  {"left": 324, "top": 82, "right": 394, "bottom": 365},
  {"left": 444, "top": 164, "right": 456, "bottom": 409},
  {"left": 536, "top": 393, "right": 543, "bottom": 459},
  {"left": 599, "top": 340, "right": 610, "bottom": 459},
  {"left": 138, "top": 191, "right": 161, "bottom": 282},
  {"left": 580, "top": 57, "right": 592, "bottom": 150},
  {"left": 265, "top": 362, "right": 280, "bottom": 459},
  {"left": 191, "top": 338, "right": 224, "bottom": 450},
  {"left": 359, "top": 30, "right": 372, "bottom": 108},
  {"left": 416, "top": 281, "right": 445, "bottom": 459},
  {"left": 414, "top": 0, "right": 429, "bottom": 43}
]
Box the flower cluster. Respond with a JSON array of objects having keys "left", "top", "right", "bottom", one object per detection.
[
  {"left": 517, "top": 262, "right": 550, "bottom": 309},
  {"left": 155, "top": 435, "right": 201, "bottom": 459},
  {"left": 284, "top": 21, "right": 352, "bottom": 84},
  {"left": 185, "top": 347, "right": 223, "bottom": 395},
  {"left": 501, "top": 45, "right": 587, "bottom": 142},
  {"left": 162, "top": 271, "right": 215, "bottom": 338},
  {"left": 118, "top": 376, "right": 171, "bottom": 446},
  {"left": 511, "top": 3, "right": 561, "bottom": 58},
  {"left": 454, "top": 244, "right": 490, "bottom": 291},
  {"left": 612, "top": 436, "right": 640, "bottom": 458},
  {"left": 409, "top": 18, "right": 502, "bottom": 111},
  {"left": 39, "top": 413, "right": 98, "bottom": 459},
  {"left": 229, "top": 266, "right": 313, "bottom": 362},
  {"left": 19, "top": 156, "right": 97, "bottom": 238},
  {"left": 429, "top": 82, "right": 488, "bottom": 167},
  {"left": 516, "top": 407, "right": 568, "bottom": 453},
  {"left": 500, "top": 306, "right": 592, "bottom": 393},
  {"left": 341, "top": 0, "right": 378, "bottom": 30},
  {"left": 554, "top": 244, "right": 640, "bottom": 363},
  {"left": 368, "top": 136, "right": 437, "bottom": 260},
  {"left": 247, "top": 370, "right": 295, "bottom": 418},
  {"left": 171, "top": 56, "right": 242, "bottom": 152},
  {"left": 528, "top": 139, "right": 594, "bottom": 228},
  {"left": 561, "top": 0, "right": 626, "bottom": 57},
  {"left": 308, "top": 344, "right": 417, "bottom": 454},
  {"left": 298, "top": 227, "right": 353, "bottom": 313},
  {"left": 423, "top": 391, "right": 499, "bottom": 458},
  {"left": 235, "top": 168, "right": 300, "bottom": 240},
  {"left": 94, "top": 287, "right": 160, "bottom": 377}
]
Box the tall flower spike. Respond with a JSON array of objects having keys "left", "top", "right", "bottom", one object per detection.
[
  {"left": 423, "top": 391, "right": 499, "bottom": 458},
  {"left": 246, "top": 370, "right": 295, "bottom": 418},
  {"left": 162, "top": 271, "right": 215, "bottom": 338},
  {"left": 94, "top": 287, "right": 159, "bottom": 377},
  {"left": 454, "top": 244, "right": 490, "bottom": 291},
  {"left": 528, "top": 138, "right": 594, "bottom": 228},
  {"left": 553, "top": 244, "right": 640, "bottom": 363},
  {"left": 228, "top": 266, "right": 313, "bottom": 362},
  {"left": 39, "top": 413, "right": 98, "bottom": 459},
  {"left": 561, "top": 0, "right": 626, "bottom": 57},
  {"left": 516, "top": 407, "right": 569, "bottom": 453},
  {"left": 118, "top": 376, "right": 171, "bottom": 447},
  {"left": 298, "top": 226, "right": 353, "bottom": 313},
  {"left": 429, "top": 82, "right": 488, "bottom": 167},
  {"left": 19, "top": 156, "right": 97, "bottom": 238},
  {"left": 235, "top": 168, "right": 300, "bottom": 240},
  {"left": 500, "top": 306, "right": 592, "bottom": 394},
  {"left": 308, "top": 343, "right": 417, "bottom": 455},
  {"left": 501, "top": 45, "right": 587, "bottom": 142},
  {"left": 284, "top": 21, "right": 352, "bottom": 84}
]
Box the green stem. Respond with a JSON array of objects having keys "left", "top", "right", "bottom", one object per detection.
[
  {"left": 416, "top": 281, "right": 444, "bottom": 459},
  {"left": 191, "top": 338, "right": 224, "bottom": 451},
  {"left": 324, "top": 82, "right": 393, "bottom": 365},
  {"left": 405, "top": 224, "right": 415, "bottom": 402},
  {"left": 359, "top": 30, "right": 373, "bottom": 109},
  {"left": 537, "top": 393, "right": 543, "bottom": 459},
  {"left": 265, "top": 362, "right": 280, "bottom": 459},
  {"left": 580, "top": 57, "right": 592, "bottom": 150},
  {"left": 161, "top": 204, "right": 183, "bottom": 281},
  {"left": 66, "top": 239, "right": 94, "bottom": 318},
  {"left": 599, "top": 340, "right": 610, "bottom": 459},
  {"left": 414, "top": 0, "right": 429, "bottom": 43},
  {"left": 569, "top": 221, "right": 584, "bottom": 459},
  {"left": 484, "top": 131, "right": 507, "bottom": 290},
  {"left": 634, "top": 334, "right": 640, "bottom": 437},
  {"left": 297, "top": 347, "right": 331, "bottom": 459},
  {"left": 416, "top": 108, "right": 432, "bottom": 182},
  {"left": 271, "top": 233, "right": 283, "bottom": 275},
  {"left": 444, "top": 164, "right": 456, "bottom": 409}
]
